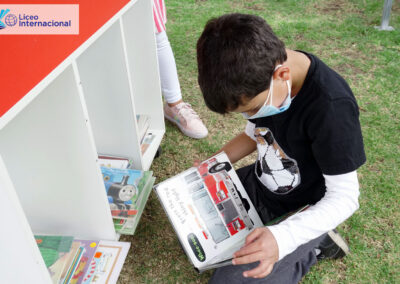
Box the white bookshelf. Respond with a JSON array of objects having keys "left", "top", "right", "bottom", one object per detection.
[
  {"left": 0, "top": 156, "right": 51, "bottom": 283},
  {"left": 0, "top": 0, "right": 164, "bottom": 282}
]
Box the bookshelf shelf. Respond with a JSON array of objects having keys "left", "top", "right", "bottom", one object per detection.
[{"left": 0, "top": 0, "right": 164, "bottom": 282}]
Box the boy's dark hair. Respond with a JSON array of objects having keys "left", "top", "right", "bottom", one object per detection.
[{"left": 197, "top": 13, "right": 287, "bottom": 114}]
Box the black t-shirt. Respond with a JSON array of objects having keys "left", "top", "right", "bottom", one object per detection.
[{"left": 247, "top": 51, "right": 366, "bottom": 216}]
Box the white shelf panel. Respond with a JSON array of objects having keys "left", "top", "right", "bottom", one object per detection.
[
  {"left": 0, "top": 66, "right": 116, "bottom": 240},
  {"left": 76, "top": 21, "right": 141, "bottom": 164},
  {"left": 0, "top": 0, "right": 163, "bottom": 281},
  {"left": 0, "top": 156, "right": 51, "bottom": 284}
]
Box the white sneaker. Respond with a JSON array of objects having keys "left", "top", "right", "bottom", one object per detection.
[{"left": 164, "top": 102, "right": 208, "bottom": 139}]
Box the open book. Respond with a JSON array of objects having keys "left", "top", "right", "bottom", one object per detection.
[{"left": 154, "top": 152, "right": 264, "bottom": 272}]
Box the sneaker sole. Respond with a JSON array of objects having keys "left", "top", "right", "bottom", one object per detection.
[
  {"left": 164, "top": 113, "right": 208, "bottom": 139},
  {"left": 327, "top": 230, "right": 350, "bottom": 256}
]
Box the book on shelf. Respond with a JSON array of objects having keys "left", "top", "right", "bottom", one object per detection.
[
  {"left": 35, "top": 235, "right": 74, "bottom": 267},
  {"left": 98, "top": 155, "right": 132, "bottom": 169},
  {"left": 100, "top": 167, "right": 156, "bottom": 235},
  {"left": 136, "top": 114, "right": 150, "bottom": 144},
  {"left": 48, "top": 252, "right": 72, "bottom": 283},
  {"left": 153, "top": 152, "right": 264, "bottom": 273},
  {"left": 81, "top": 240, "right": 130, "bottom": 284},
  {"left": 35, "top": 236, "right": 130, "bottom": 284},
  {"left": 61, "top": 241, "right": 84, "bottom": 284},
  {"left": 35, "top": 235, "right": 74, "bottom": 283},
  {"left": 69, "top": 240, "right": 99, "bottom": 283},
  {"left": 140, "top": 132, "right": 156, "bottom": 154},
  {"left": 112, "top": 176, "right": 155, "bottom": 235}
]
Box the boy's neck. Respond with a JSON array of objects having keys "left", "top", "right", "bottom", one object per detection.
[{"left": 285, "top": 49, "right": 311, "bottom": 97}]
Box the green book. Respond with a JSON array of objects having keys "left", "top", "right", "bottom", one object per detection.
[{"left": 35, "top": 235, "right": 74, "bottom": 267}]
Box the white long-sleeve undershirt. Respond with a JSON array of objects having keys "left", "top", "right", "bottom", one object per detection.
[{"left": 268, "top": 171, "right": 359, "bottom": 260}]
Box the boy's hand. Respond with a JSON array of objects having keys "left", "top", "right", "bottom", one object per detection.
[{"left": 232, "top": 227, "right": 279, "bottom": 279}]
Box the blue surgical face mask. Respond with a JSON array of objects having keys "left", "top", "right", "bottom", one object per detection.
[{"left": 242, "top": 65, "right": 292, "bottom": 120}]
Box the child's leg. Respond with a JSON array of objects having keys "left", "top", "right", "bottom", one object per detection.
[
  {"left": 209, "top": 233, "right": 324, "bottom": 284},
  {"left": 152, "top": 1, "right": 208, "bottom": 138},
  {"left": 155, "top": 31, "right": 182, "bottom": 104},
  {"left": 153, "top": 0, "right": 181, "bottom": 104},
  {"left": 155, "top": 31, "right": 208, "bottom": 138}
]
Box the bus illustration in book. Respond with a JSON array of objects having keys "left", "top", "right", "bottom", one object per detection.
[
  {"left": 155, "top": 152, "right": 265, "bottom": 272},
  {"left": 184, "top": 158, "right": 253, "bottom": 243}
]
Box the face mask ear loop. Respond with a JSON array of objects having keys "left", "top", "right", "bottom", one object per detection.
[
  {"left": 263, "top": 81, "right": 273, "bottom": 108},
  {"left": 269, "top": 64, "right": 282, "bottom": 107},
  {"left": 286, "top": 80, "right": 291, "bottom": 99},
  {"left": 269, "top": 78, "right": 274, "bottom": 107}
]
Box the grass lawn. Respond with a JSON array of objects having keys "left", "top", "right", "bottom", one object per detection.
[{"left": 118, "top": 0, "right": 399, "bottom": 283}]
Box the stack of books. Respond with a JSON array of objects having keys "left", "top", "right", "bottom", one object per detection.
[
  {"left": 97, "top": 154, "right": 155, "bottom": 234},
  {"left": 140, "top": 132, "right": 156, "bottom": 154},
  {"left": 136, "top": 114, "right": 156, "bottom": 155},
  {"left": 100, "top": 165, "right": 155, "bottom": 235},
  {"left": 35, "top": 235, "right": 130, "bottom": 284},
  {"left": 136, "top": 114, "right": 150, "bottom": 145}
]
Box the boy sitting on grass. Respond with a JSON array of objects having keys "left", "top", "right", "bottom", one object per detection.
[{"left": 196, "top": 13, "right": 366, "bottom": 283}]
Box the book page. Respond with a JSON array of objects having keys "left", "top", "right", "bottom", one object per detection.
[
  {"left": 155, "top": 152, "right": 263, "bottom": 270},
  {"left": 81, "top": 241, "right": 130, "bottom": 284}
]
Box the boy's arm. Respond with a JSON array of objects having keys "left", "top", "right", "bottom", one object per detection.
[
  {"left": 265, "top": 97, "right": 365, "bottom": 261},
  {"left": 233, "top": 171, "right": 360, "bottom": 278},
  {"left": 216, "top": 132, "right": 257, "bottom": 164},
  {"left": 268, "top": 171, "right": 360, "bottom": 260}
]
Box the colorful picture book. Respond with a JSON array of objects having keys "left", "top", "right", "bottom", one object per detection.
[
  {"left": 61, "top": 242, "right": 84, "bottom": 284},
  {"left": 113, "top": 176, "right": 155, "bottom": 235},
  {"left": 35, "top": 236, "right": 130, "bottom": 284},
  {"left": 100, "top": 167, "right": 155, "bottom": 235},
  {"left": 154, "top": 152, "right": 264, "bottom": 272},
  {"left": 35, "top": 235, "right": 74, "bottom": 283},
  {"left": 81, "top": 240, "right": 130, "bottom": 284},
  {"left": 154, "top": 152, "right": 309, "bottom": 272},
  {"left": 69, "top": 240, "right": 99, "bottom": 284},
  {"left": 35, "top": 235, "right": 74, "bottom": 268}
]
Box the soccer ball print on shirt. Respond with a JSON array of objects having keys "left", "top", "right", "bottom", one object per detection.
[{"left": 254, "top": 128, "right": 300, "bottom": 194}]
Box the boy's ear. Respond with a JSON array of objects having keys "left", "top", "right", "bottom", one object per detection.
[{"left": 274, "top": 66, "right": 290, "bottom": 81}]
